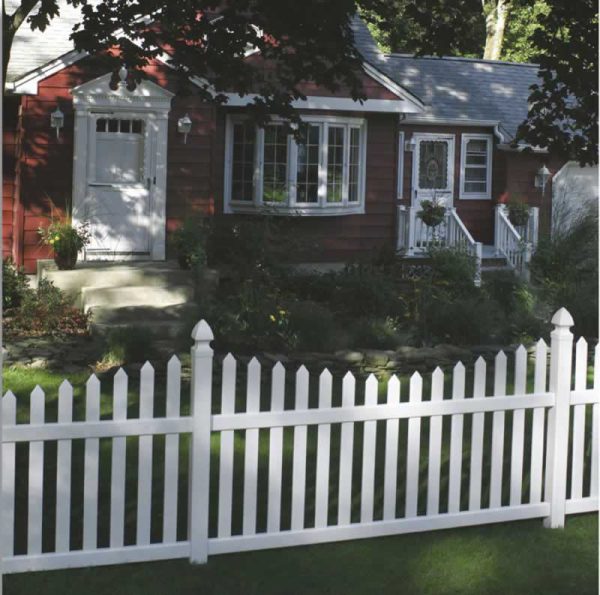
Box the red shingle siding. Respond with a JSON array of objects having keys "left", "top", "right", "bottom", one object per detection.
[{"left": 2, "top": 96, "right": 19, "bottom": 261}]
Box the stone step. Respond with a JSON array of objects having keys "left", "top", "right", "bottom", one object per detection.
[{"left": 82, "top": 285, "right": 194, "bottom": 311}]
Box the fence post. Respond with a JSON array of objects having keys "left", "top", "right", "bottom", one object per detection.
[
  {"left": 543, "top": 308, "right": 574, "bottom": 529},
  {"left": 188, "top": 320, "right": 214, "bottom": 563}
]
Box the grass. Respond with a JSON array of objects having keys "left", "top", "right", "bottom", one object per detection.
[
  {"left": 3, "top": 515, "right": 597, "bottom": 595},
  {"left": 1, "top": 354, "right": 598, "bottom": 595}
]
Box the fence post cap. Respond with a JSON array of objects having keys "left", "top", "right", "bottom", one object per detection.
[
  {"left": 551, "top": 308, "right": 574, "bottom": 328},
  {"left": 191, "top": 320, "right": 214, "bottom": 342}
]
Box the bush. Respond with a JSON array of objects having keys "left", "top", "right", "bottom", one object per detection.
[
  {"left": 4, "top": 278, "right": 90, "bottom": 337},
  {"left": 170, "top": 215, "right": 209, "bottom": 270},
  {"left": 426, "top": 246, "right": 478, "bottom": 296},
  {"left": 100, "top": 326, "right": 156, "bottom": 365},
  {"left": 2, "top": 258, "right": 32, "bottom": 310},
  {"left": 531, "top": 209, "right": 598, "bottom": 337},
  {"left": 287, "top": 300, "right": 340, "bottom": 352},
  {"left": 350, "top": 317, "right": 401, "bottom": 350}
]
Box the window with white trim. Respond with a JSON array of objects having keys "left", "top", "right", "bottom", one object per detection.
[
  {"left": 225, "top": 115, "right": 366, "bottom": 215},
  {"left": 460, "top": 134, "right": 493, "bottom": 199}
]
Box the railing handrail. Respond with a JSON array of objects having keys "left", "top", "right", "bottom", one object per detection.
[
  {"left": 447, "top": 207, "right": 477, "bottom": 246},
  {"left": 496, "top": 205, "right": 523, "bottom": 243}
]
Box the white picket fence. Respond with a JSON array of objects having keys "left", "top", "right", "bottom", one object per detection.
[{"left": 0, "top": 308, "right": 598, "bottom": 576}]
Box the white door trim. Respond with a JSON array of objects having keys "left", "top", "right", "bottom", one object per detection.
[
  {"left": 71, "top": 72, "right": 173, "bottom": 261},
  {"left": 411, "top": 133, "right": 455, "bottom": 207}
]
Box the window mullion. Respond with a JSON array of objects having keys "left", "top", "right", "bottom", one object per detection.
[
  {"left": 342, "top": 125, "right": 350, "bottom": 206},
  {"left": 319, "top": 123, "right": 328, "bottom": 206},
  {"left": 289, "top": 135, "right": 298, "bottom": 206},
  {"left": 255, "top": 126, "right": 264, "bottom": 206}
]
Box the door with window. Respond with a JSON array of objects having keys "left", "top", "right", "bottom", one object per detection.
[
  {"left": 412, "top": 135, "right": 455, "bottom": 209},
  {"left": 84, "top": 114, "right": 154, "bottom": 257}
]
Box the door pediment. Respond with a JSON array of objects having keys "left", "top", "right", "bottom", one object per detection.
[{"left": 72, "top": 72, "right": 174, "bottom": 111}]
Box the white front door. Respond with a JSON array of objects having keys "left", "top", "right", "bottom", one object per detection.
[
  {"left": 412, "top": 134, "right": 455, "bottom": 208},
  {"left": 83, "top": 115, "right": 155, "bottom": 258}
]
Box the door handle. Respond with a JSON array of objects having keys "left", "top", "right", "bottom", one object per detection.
[{"left": 147, "top": 177, "right": 152, "bottom": 190}]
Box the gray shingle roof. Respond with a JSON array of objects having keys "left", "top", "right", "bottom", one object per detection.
[{"left": 351, "top": 15, "right": 539, "bottom": 141}]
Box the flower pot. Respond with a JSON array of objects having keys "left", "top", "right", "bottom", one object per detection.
[
  {"left": 54, "top": 250, "right": 78, "bottom": 270},
  {"left": 508, "top": 211, "right": 529, "bottom": 227}
]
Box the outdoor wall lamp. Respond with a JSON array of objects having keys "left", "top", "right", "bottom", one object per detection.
[
  {"left": 404, "top": 135, "right": 416, "bottom": 152},
  {"left": 177, "top": 114, "right": 192, "bottom": 143},
  {"left": 50, "top": 105, "right": 64, "bottom": 139},
  {"left": 534, "top": 164, "right": 551, "bottom": 194}
]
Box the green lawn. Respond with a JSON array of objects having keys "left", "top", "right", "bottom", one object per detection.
[
  {"left": 2, "top": 360, "right": 598, "bottom": 595},
  {"left": 3, "top": 514, "right": 598, "bottom": 595}
]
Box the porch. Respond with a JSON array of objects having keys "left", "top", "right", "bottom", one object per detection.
[{"left": 396, "top": 204, "right": 540, "bottom": 285}]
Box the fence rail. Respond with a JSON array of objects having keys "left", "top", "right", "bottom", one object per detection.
[{"left": 1, "top": 308, "right": 598, "bottom": 576}]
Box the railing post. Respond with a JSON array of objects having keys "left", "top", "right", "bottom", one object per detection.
[
  {"left": 494, "top": 205, "right": 502, "bottom": 256},
  {"left": 407, "top": 207, "right": 416, "bottom": 256},
  {"left": 530, "top": 207, "right": 540, "bottom": 247},
  {"left": 396, "top": 205, "right": 406, "bottom": 252},
  {"left": 189, "top": 319, "right": 214, "bottom": 563},
  {"left": 474, "top": 241, "right": 483, "bottom": 287},
  {"left": 543, "top": 308, "right": 574, "bottom": 529}
]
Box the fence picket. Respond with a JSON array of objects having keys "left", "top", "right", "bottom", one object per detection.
[
  {"left": 383, "top": 376, "right": 400, "bottom": 520},
  {"left": 28, "top": 386, "right": 45, "bottom": 555},
  {"left": 570, "top": 338, "right": 588, "bottom": 499},
  {"left": 291, "top": 366, "right": 309, "bottom": 530},
  {"left": 136, "top": 362, "right": 155, "bottom": 545},
  {"left": 510, "top": 346, "right": 527, "bottom": 506},
  {"left": 406, "top": 372, "right": 422, "bottom": 518},
  {"left": 163, "top": 356, "right": 182, "bottom": 543},
  {"left": 315, "top": 370, "right": 333, "bottom": 528},
  {"left": 56, "top": 380, "right": 73, "bottom": 553},
  {"left": 2, "top": 392, "right": 16, "bottom": 557},
  {"left": 490, "top": 351, "right": 507, "bottom": 508},
  {"left": 83, "top": 375, "right": 101, "bottom": 550},
  {"left": 267, "top": 363, "right": 285, "bottom": 533},
  {"left": 427, "top": 368, "right": 444, "bottom": 515},
  {"left": 591, "top": 345, "right": 599, "bottom": 498},
  {"left": 530, "top": 340, "right": 547, "bottom": 504},
  {"left": 469, "top": 358, "right": 486, "bottom": 510},
  {"left": 243, "top": 358, "right": 261, "bottom": 535},
  {"left": 110, "top": 369, "right": 128, "bottom": 548},
  {"left": 217, "top": 354, "right": 236, "bottom": 538},
  {"left": 338, "top": 372, "right": 356, "bottom": 525},
  {"left": 448, "top": 364, "right": 465, "bottom": 513},
  {"left": 360, "top": 375, "right": 378, "bottom": 523}
]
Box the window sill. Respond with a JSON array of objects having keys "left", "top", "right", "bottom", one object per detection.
[
  {"left": 226, "top": 203, "right": 365, "bottom": 216},
  {"left": 459, "top": 194, "right": 492, "bottom": 201}
]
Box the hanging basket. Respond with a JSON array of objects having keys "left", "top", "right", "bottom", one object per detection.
[
  {"left": 417, "top": 200, "right": 446, "bottom": 228},
  {"left": 54, "top": 250, "right": 78, "bottom": 270}
]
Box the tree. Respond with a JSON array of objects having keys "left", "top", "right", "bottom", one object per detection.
[
  {"left": 482, "top": 0, "right": 511, "bottom": 60},
  {"left": 501, "top": 1, "right": 550, "bottom": 63},
  {"left": 3, "top": 0, "right": 369, "bottom": 124}
]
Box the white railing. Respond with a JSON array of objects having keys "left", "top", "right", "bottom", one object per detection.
[
  {"left": 494, "top": 205, "right": 540, "bottom": 279},
  {"left": 445, "top": 208, "right": 483, "bottom": 287},
  {"left": 396, "top": 206, "right": 482, "bottom": 286},
  {"left": 1, "top": 310, "right": 598, "bottom": 578}
]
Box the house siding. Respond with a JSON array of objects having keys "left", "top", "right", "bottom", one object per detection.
[{"left": 2, "top": 96, "right": 20, "bottom": 261}]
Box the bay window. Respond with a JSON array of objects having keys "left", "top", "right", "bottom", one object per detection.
[
  {"left": 460, "top": 134, "right": 493, "bottom": 199},
  {"left": 225, "top": 115, "right": 366, "bottom": 214}
]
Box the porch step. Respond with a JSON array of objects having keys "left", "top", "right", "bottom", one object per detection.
[{"left": 82, "top": 285, "right": 194, "bottom": 312}]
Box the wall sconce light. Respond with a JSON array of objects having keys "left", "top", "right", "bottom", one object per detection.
[
  {"left": 404, "top": 136, "right": 416, "bottom": 152},
  {"left": 534, "top": 164, "right": 551, "bottom": 194},
  {"left": 50, "top": 106, "right": 64, "bottom": 139},
  {"left": 177, "top": 114, "right": 192, "bottom": 144}
]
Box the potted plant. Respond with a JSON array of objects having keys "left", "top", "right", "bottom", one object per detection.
[
  {"left": 38, "top": 219, "right": 91, "bottom": 270},
  {"left": 507, "top": 199, "right": 530, "bottom": 227},
  {"left": 171, "top": 217, "right": 208, "bottom": 270},
  {"left": 417, "top": 198, "right": 446, "bottom": 227}
]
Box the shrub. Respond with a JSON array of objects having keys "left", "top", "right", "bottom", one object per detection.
[
  {"left": 506, "top": 198, "right": 530, "bottom": 227},
  {"left": 531, "top": 208, "right": 598, "bottom": 337},
  {"left": 426, "top": 246, "right": 478, "bottom": 296},
  {"left": 350, "top": 317, "right": 400, "bottom": 350},
  {"left": 2, "top": 258, "right": 32, "bottom": 310},
  {"left": 100, "top": 326, "right": 156, "bottom": 365},
  {"left": 4, "top": 278, "right": 90, "bottom": 337},
  {"left": 287, "top": 300, "right": 340, "bottom": 352},
  {"left": 170, "top": 215, "right": 209, "bottom": 270}
]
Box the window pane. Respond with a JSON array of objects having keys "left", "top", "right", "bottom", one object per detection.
[
  {"left": 296, "top": 124, "right": 320, "bottom": 203},
  {"left": 466, "top": 154, "right": 486, "bottom": 166},
  {"left": 348, "top": 127, "right": 360, "bottom": 202},
  {"left": 418, "top": 141, "right": 448, "bottom": 189},
  {"left": 263, "top": 124, "right": 288, "bottom": 203},
  {"left": 326, "top": 125, "right": 345, "bottom": 203},
  {"left": 467, "top": 139, "right": 487, "bottom": 153},
  {"left": 465, "top": 168, "right": 486, "bottom": 182},
  {"left": 231, "top": 122, "right": 255, "bottom": 202},
  {"left": 465, "top": 181, "right": 486, "bottom": 193}
]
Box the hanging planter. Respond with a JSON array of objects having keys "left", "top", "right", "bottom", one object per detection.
[
  {"left": 417, "top": 199, "right": 446, "bottom": 227},
  {"left": 39, "top": 220, "right": 91, "bottom": 270}
]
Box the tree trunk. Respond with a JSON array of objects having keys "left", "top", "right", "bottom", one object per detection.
[{"left": 482, "top": 0, "right": 511, "bottom": 60}]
